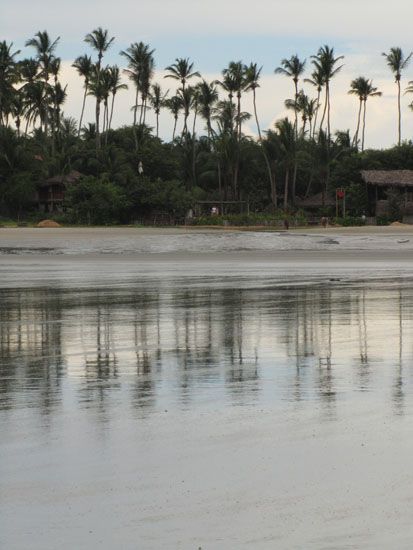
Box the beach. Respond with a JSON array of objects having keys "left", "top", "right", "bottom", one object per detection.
[{"left": 1, "top": 227, "right": 413, "bottom": 549}]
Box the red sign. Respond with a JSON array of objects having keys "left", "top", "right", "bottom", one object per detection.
[{"left": 336, "top": 189, "right": 345, "bottom": 199}]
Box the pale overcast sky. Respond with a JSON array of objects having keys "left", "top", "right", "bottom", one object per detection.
[{"left": 5, "top": 0, "right": 413, "bottom": 147}]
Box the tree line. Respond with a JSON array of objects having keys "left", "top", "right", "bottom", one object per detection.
[{"left": 1, "top": 29, "right": 413, "bottom": 223}]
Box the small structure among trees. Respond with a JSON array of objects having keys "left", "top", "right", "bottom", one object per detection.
[
  {"left": 37, "top": 170, "right": 83, "bottom": 213},
  {"left": 361, "top": 170, "right": 413, "bottom": 220}
]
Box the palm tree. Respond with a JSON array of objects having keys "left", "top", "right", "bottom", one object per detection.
[
  {"left": 149, "top": 83, "right": 168, "bottom": 137},
  {"left": 348, "top": 77, "right": 365, "bottom": 148},
  {"left": 244, "top": 62, "right": 276, "bottom": 203},
  {"left": 215, "top": 71, "right": 238, "bottom": 133},
  {"left": 196, "top": 80, "right": 218, "bottom": 140},
  {"left": 349, "top": 77, "right": 381, "bottom": 150},
  {"left": 165, "top": 95, "right": 183, "bottom": 140},
  {"left": 120, "top": 42, "right": 155, "bottom": 134},
  {"left": 382, "top": 47, "right": 412, "bottom": 146},
  {"left": 84, "top": 28, "right": 115, "bottom": 147},
  {"left": 0, "top": 41, "right": 21, "bottom": 127},
  {"left": 275, "top": 54, "right": 306, "bottom": 138},
  {"left": 244, "top": 62, "right": 263, "bottom": 139},
  {"left": 226, "top": 61, "right": 246, "bottom": 138},
  {"left": 25, "top": 31, "right": 60, "bottom": 135},
  {"left": 72, "top": 54, "right": 93, "bottom": 135},
  {"left": 164, "top": 58, "right": 200, "bottom": 92},
  {"left": 178, "top": 86, "right": 194, "bottom": 136},
  {"left": 107, "top": 65, "right": 127, "bottom": 131},
  {"left": 311, "top": 45, "right": 344, "bottom": 139},
  {"left": 304, "top": 67, "right": 324, "bottom": 138},
  {"left": 360, "top": 80, "right": 381, "bottom": 151},
  {"left": 275, "top": 118, "right": 296, "bottom": 209}
]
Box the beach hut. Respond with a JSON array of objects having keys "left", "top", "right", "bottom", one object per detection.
[
  {"left": 37, "top": 170, "right": 83, "bottom": 213},
  {"left": 361, "top": 170, "right": 413, "bottom": 220}
]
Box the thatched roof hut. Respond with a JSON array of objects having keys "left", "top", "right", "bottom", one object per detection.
[
  {"left": 39, "top": 170, "right": 83, "bottom": 188},
  {"left": 361, "top": 170, "right": 413, "bottom": 187},
  {"left": 37, "top": 170, "right": 83, "bottom": 213}
]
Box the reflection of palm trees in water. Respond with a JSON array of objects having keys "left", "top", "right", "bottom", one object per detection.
[
  {"left": 3, "top": 284, "right": 413, "bottom": 419},
  {"left": 393, "top": 288, "right": 405, "bottom": 414},
  {"left": 356, "top": 288, "right": 370, "bottom": 391},
  {"left": 0, "top": 289, "right": 65, "bottom": 419}
]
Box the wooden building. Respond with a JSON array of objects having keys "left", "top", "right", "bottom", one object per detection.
[
  {"left": 361, "top": 170, "right": 413, "bottom": 220},
  {"left": 37, "top": 170, "right": 83, "bottom": 213}
]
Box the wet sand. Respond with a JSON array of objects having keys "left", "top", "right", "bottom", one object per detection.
[{"left": 1, "top": 228, "right": 413, "bottom": 549}]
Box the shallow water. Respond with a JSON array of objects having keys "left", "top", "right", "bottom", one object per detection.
[{"left": 2, "top": 230, "right": 413, "bottom": 548}]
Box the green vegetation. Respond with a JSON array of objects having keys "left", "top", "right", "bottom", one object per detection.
[{"left": 1, "top": 31, "right": 413, "bottom": 225}]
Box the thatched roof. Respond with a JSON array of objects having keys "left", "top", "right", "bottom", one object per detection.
[
  {"left": 296, "top": 192, "right": 335, "bottom": 208},
  {"left": 40, "top": 170, "right": 83, "bottom": 188},
  {"left": 361, "top": 170, "right": 413, "bottom": 187}
]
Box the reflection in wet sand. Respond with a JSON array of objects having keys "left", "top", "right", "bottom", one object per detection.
[
  {"left": 1, "top": 282, "right": 412, "bottom": 416},
  {"left": 2, "top": 281, "right": 413, "bottom": 549}
]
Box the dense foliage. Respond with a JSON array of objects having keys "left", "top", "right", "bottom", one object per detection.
[{"left": 1, "top": 31, "right": 413, "bottom": 224}]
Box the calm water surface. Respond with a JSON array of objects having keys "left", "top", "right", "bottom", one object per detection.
[{"left": 2, "top": 230, "right": 413, "bottom": 548}]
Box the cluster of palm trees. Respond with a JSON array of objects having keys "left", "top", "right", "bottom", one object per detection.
[
  {"left": 3, "top": 29, "right": 413, "bottom": 208},
  {"left": 0, "top": 33, "right": 66, "bottom": 146},
  {"left": 2, "top": 30, "right": 413, "bottom": 152}
]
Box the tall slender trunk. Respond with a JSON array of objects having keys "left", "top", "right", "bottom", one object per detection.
[
  {"left": 95, "top": 98, "right": 101, "bottom": 149},
  {"left": 143, "top": 98, "right": 148, "bottom": 125},
  {"left": 252, "top": 89, "right": 262, "bottom": 141},
  {"left": 283, "top": 168, "right": 289, "bottom": 210},
  {"left": 313, "top": 88, "right": 321, "bottom": 139},
  {"left": 361, "top": 99, "right": 367, "bottom": 152},
  {"left": 319, "top": 84, "right": 328, "bottom": 134},
  {"left": 237, "top": 92, "right": 242, "bottom": 138},
  {"left": 109, "top": 92, "right": 115, "bottom": 130},
  {"left": 253, "top": 88, "right": 275, "bottom": 207},
  {"left": 172, "top": 116, "right": 177, "bottom": 140},
  {"left": 294, "top": 79, "right": 298, "bottom": 140},
  {"left": 43, "top": 71, "right": 49, "bottom": 137},
  {"left": 78, "top": 84, "right": 88, "bottom": 137},
  {"left": 133, "top": 88, "right": 139, "bottom": 126},
  {"left": 326, "top": 82, "right": 331, "bottom": 141},
  {"left": 156, "top": 112, "right": 159, "bottom": 137},
  {"left": 292, "top": 161, "right": 298, "bottom": 207},
  {"left": 397, "top": 79, "right": 401, "bottom": 146},
  {"left": 192, "top": 109, "right": 198, "bottom": 186},
  {"left": 271, "top": 168, "right": 277, "bottom": 209},
  {"left": 353, "top": 99, "right": 363, "bottom": 149},
  {"left": 95, "top": 55, "right": 102, "bottom": 150}
]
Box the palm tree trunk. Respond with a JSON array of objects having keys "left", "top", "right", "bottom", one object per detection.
[
  {"left": 172, "top": 116, "right": 177, "bottom": 140},
  {"left": 156, "top": 113, "right": 159, "bottom": 137},
  {"left": 313, "top": 89, "right": 321, "bottom": 139},
  {"left": 237, "top": 92, "right": 242, "bottom": 139},
  {"left": 143, "top": 98, "right": 148, "bottom": 125},
  {"left": 326, "top": 82, "right": 331, "bottom": 141},
  {"left": 294, "top": 80, "right": 298, "bottom": 140},
  {"left": 108, "top": 93, "right": 116, "bottom": 130},
  {"left": 271, "top": 168, "right": 277, "bottom": 209},
  {"left": 283, "top": 168, "right": 289, "bottom": 209},
  {"left": 361, "top": 100, "right": 367, "bottom": 152},
  {"left": 78, "top": 85, "right": 88, "bottom": 137},
  {"left": 252, "top": 89, "right": 262, "bottom": 141},
  {"left": 353, "top": 99, "right": 362, "bottom": 149},
  {"left": 292, "top": 161, "right": 298, "bottom": 207},
  {"left": 319, "top": 85, "right": 328, "bottom": 134},
  {"left": 96, "top": 98, "right": 101, "bottom": 149},
  {"left": 397, "top": 79, "right": 401, "bottom": 146},
  {"left": 133, "top": 88, "right": 139, "bottom": 126}
]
